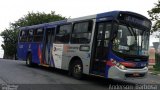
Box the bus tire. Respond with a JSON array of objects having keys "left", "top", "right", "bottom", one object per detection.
[
  {"left": 26, "top": 53, "right": 33, "bottom": 66},
  {"left": 71, "top": 60, "right": 83, "bottom": 79}
]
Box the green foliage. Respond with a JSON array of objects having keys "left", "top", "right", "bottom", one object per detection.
[
  {"left": 0, "top": 11, "right": 66, "bottom": 59},
  {"left": 154, "top": 53, "right": 160, "bottom": 71},
  {"left": 1, "top": 29, "right": 18, "bottom": 57},
  {"left": 11, "top": 11, "right": 66, "bottom": 28},
  {"left": 148, "top": 0, "right": 160, "bottom": 32}
]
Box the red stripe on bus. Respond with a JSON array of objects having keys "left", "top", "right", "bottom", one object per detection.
[{"left": 106, "top": 60, "right": 115, "bottom": 66}]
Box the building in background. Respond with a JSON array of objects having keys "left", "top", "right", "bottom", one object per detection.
[{"left": 149, "top": 47, "right": 155, "bottom": 66}]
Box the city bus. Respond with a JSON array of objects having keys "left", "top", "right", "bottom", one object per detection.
[{"left": 17, "top": 11, "right": 152, "bottom": 79}]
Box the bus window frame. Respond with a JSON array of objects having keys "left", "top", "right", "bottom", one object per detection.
[
  {"left": 44, "top": 27, "right": 56, "bottom": 44},
  {"left": 55, "top": 23, "right": 72, "bottom": 44},
  {"left": 28, "top": 29, "right": 34, "bottom": 42},
  {"left": 19, "top": 30, "right": 29, "bottom": 42},
  {"left": 71, "top": 20, "right": 93, "bottom": 44},
  {"left": 33, "top": 28, "right": 44, "bottom": 43}
]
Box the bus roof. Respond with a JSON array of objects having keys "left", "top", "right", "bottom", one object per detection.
[
  {"left": 97, "top": 11, "right": 149, "bottom": 20},
  {"left": 19, "top": 20, "right": 66, "bottom": 30},
  {"left": 19, "top": 11, "right": 150, "bottom": 30}
]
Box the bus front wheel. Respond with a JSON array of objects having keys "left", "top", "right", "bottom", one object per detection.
[{"left": 71, "top": 60, "right": 83, "bottom": 79}]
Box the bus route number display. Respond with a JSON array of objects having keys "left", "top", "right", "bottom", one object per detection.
[{"left": 124, "top": 15, "right": 151, "bottom": 29}]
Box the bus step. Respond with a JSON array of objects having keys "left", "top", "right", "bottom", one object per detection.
[
  {"left": 91, "top": 71, "right": 105, "bottom": 77},
  {"left": 90, "top": 73, "right": 105, "bottom": 78},
  {"left": 40, "top": 64, "right": 50, "bottom": 67}
]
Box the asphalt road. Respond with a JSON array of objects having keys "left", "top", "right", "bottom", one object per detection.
[{"left": 0, "top": 59, "right": 159, "bottom": 90}]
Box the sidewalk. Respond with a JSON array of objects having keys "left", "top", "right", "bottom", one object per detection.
[{"left": 125, "top": 68, "right": 160, "bottom": 84}]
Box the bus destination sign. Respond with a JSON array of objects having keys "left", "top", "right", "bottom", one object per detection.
[{"left": 120, "top": 14, "right": 151, "bottom": 29}]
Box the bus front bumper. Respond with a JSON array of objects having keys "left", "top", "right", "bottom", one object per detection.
[{"left": 107, "top": 66, "right": 148, "bottom": 80}]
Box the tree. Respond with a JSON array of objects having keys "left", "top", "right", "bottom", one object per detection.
[
  {"left": 148, "top": 0, "right": 160, "bottom": 32},
  {"left": 1, "top": 11, "right": 66, "bottom": 59},
  {"left": 11, "top": 11, "right": 66, "bottom": 28},
  {"left": 1, "top": 29, "right": 18, "bottom": 59}
]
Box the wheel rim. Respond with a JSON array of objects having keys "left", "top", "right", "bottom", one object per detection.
[
  {"left": 73, "top": 64, "right": 82, "bottom": 75},
  {"left": 27, "top": 56, "right": 30, "bottom": 65}
]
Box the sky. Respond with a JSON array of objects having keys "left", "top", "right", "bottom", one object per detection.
[
  {"left": 0, "top": 0, "right": 158, "bottom": 58},
  {"left": 0, "top": 0, "right": 157, "bottom": 31}
]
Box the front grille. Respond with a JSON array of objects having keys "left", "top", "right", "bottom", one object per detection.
[
  {"left": 125, "top": 66, "right": 145, "bottom": 69},
  {"left": 125, "top": 58, "right": 147, "bottom": 69},
  {"left": 125, "top": 73, "right": 145, "bottom": 77},
  {"left": 126, "top": 58, "right": 147, "bottom": 62}
]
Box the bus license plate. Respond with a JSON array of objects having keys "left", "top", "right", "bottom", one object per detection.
[{"left": 133, "top": 73, "right": 140, "bottom": 77}]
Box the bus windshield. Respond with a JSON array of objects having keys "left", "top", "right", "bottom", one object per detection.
[{"left": 112, "top": 24, "right": 149, "bottom": 56}]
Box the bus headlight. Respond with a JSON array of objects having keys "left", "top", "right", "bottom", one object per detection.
[
  {"left": 110, "top": 58, "right": 126, "bottom": 70},
  {"left": 119, "top": 64, "right": 126, "bottom": 70}
]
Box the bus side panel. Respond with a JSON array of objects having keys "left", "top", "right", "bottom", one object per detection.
[
  {"left": 17, "top": 42, "right": 29, "bottom": 61},
  {"left": 61, "top": 44, "right": 70, "bottom": 70},
  {"left": 17, "top": 42, "right": 23, "bottom": 60},
  {"left": 61, "top": 44, "right": 91, "bottom": 75},
  {"left": 51, "top": 44, "right": 63, "bottom": 69},
  {"left": 30, "top": 43, "right": 41, "bottom": 64}
]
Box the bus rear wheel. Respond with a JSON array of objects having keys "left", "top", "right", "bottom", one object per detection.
[
  {"left": 26, "top": 53, "right": 32, "bottom": 66},
  {"left": 71, "top": 60, "right": 83, "bottom": 79}
]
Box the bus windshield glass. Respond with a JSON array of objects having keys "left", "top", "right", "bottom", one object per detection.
[{"left": 112, "top": 24, "right": 149, "bottom": 56}]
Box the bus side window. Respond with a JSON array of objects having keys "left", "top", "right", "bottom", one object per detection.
[
  {"left": 19, "top": 30, "right": 28, "bottom": 42},
  {"left": 19, "top": 30, "right": 22, "bottom": 42},
  {"left": 33, "top": 28, "right": 44, "bottom": 42},
  {"left": 55, "top": 24, "right": 71, "bottom": 44},
  {"left": 71, "top": 21, "right": 92, "bottom": 44},
  {"left": 28, "top": 29, "right": 33, "bottom": 42}
]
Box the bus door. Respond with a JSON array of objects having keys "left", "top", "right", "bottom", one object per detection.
[
  {"left": 42, "top": 27, "right": 55, "bottom": 65},
  {"left": 91, "top": 22, "right": 111, "bottom": 76}
]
